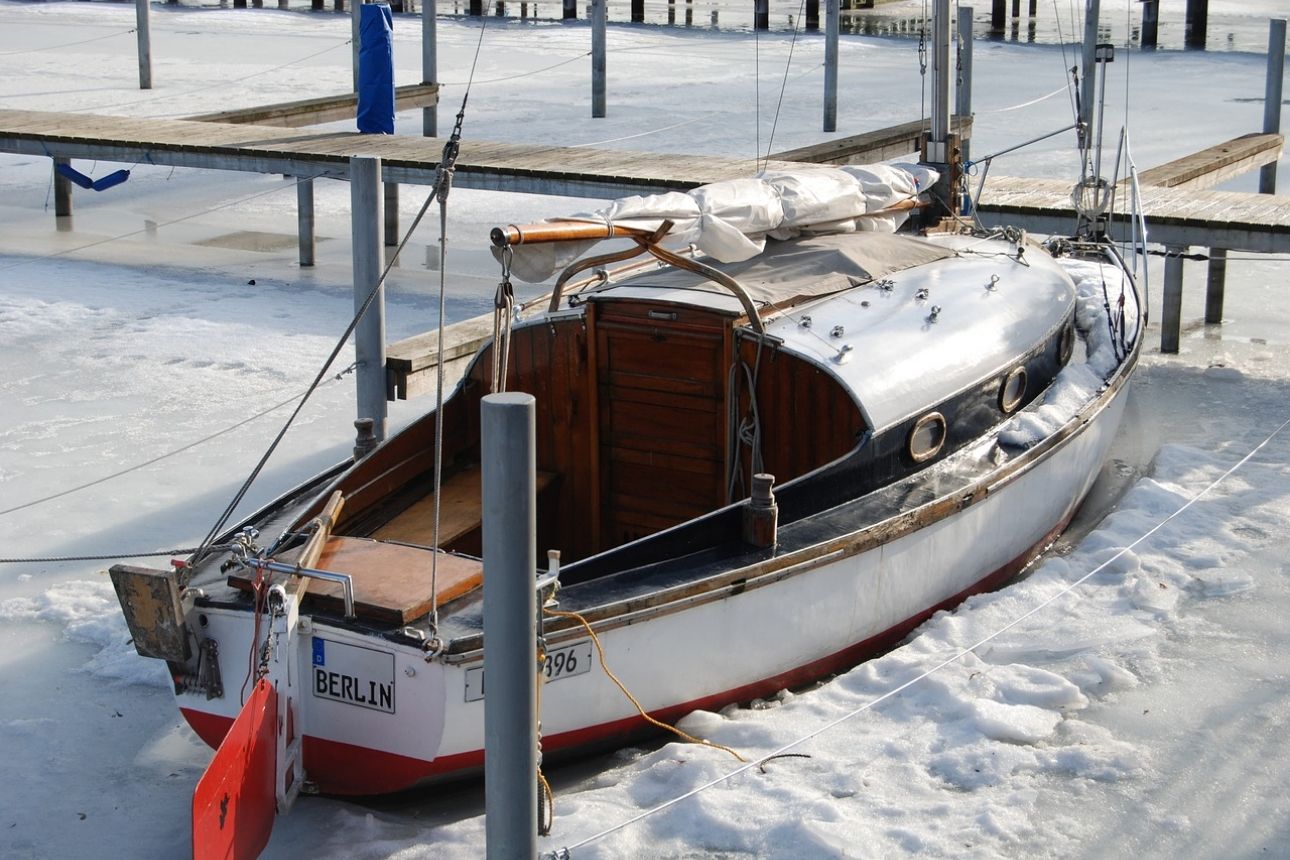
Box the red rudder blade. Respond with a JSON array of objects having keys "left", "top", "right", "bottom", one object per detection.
[{"left": 192, "top": 679, "right": 278, "bottom": 860}]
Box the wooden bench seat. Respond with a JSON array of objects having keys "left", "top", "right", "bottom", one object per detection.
[{"left": 370, "top": 464, "right": 555, "bottom": 548}]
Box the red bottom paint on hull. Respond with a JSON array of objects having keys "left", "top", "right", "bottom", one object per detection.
[{"left": 180, "top": 517, "right": 1067, "bottom": 796}]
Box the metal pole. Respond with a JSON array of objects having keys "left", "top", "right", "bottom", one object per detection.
[
  {"left": 1080, "top": 0, "right": 1100, "bottom": 135},
  {"left": 1260, "top": 18, "right": 1286, "bottom": 194},
  {"left": 350, "top": 156, "right": 388, "bottom": 440},
  {"left": 423, "top": 0, "right": 438, "bottom": 137},
  {"left": 135, "top": 0, "right": 153, "bottom": 90},
  {"left": 957, "top": 5, "right": 973, "bottom": 164},
  {"left": 352, "top": 0, "right": 363, "bottom": 92},
  {"left": 806, "top": 0, "right": 818, "bottom": 31},
  {"left": 297, "top": 178, "right": 316, "bottom": 267},
  {"left": 631, "top": 0, "right": 643, "bottom": 23},
  {"left": 1161, "top": 245, "right": 1185, "bottom": 354},
  {"left": 384, "top": 183, "right": 400, "bottom": 247},
  {"left": 1185, "top": 0, "right": 1207, "bottom": 50},
  {"left": 592, "top": 0, "right": 606, "bottom": 118},
  {"left": 824, "top": 0, "right": 838, "bottom": 132},
  {"left": 1141, "top": 0, "right": 1159, "bottom": 49},
  {"left": 481, "top": 391, "right": 538, "bottom": 860},
  {"left": 990, "top": 0, "right": 1004, "bottom": 32},
  {"left": 52, "top": 158, "right": 73, "bottom": 219},
  {"left": 563, "top": 0, "right": 575, "bottom": 20},
  {"left": 1205, "top": 248, "right": 1227, "bottom": 325},
  {"left": 929, "top": 0, "right": 951, "bottom": 158},
  {"left": 754, "top": 0, "right": 769, "bottom": 31}
]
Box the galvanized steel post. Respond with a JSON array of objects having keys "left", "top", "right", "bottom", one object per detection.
[
  {"left": 1205, "top": 248, "right": 1227, "bottom": 325},
  {"left": 481, "top": 392, "right": 538, "bottom": 860},
  {"left": 298, "top": 179, "right": 316, "bottom": 267},
  {"left": 352, "top": 0, "right": 363, "bottom": 92},
  {"left": 755, "top": 0, "right": 769, "bottom": 31},
  {"left": 423, "top": 0, "right": 438, "bottom": 137},
  {"left": 957, "top": 5, "right": 973, "bottom": 164},
  {"left": 1141, "top": 0, "right": 1159, "bottom": 48},
  {"left": 1161, "top": 246, "right": 1185, "bottom": 354},
  {"left": 824, "top": 0, "right": 838, "bottom": 132},
  {"left": 592, "top": 0, "right": 607, "bottom": 118},
  {"left": 1260, "top": 19, "right": 1286, "bottom": 195},
  {"left": 135, "top": 0, "right": 153, "bottom": 90},
  {"left": 930, "top": 0, "right": 951, "bottom": 153},
  {"left": 1080, "top": 0, "right": 1101, "bottom": 136},
  {"left": 1184, "top": 0, "right": 1208, "bottom": 50},
  {"left": 350, "top": 156, "right": 388, "bottom": 441}
]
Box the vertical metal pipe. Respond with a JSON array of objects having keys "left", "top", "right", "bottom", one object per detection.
[
  {"left": 298, "top": 178, "right": 316, "bottom": 267},
  {"left": 754, "top": 0, "right": 769, "bottom": 31},
  {"left": 806, "top": 0, "right": 818, "bottom": 31},
  {"left": 350, "top": 156, "right": 388, "bottom": 440},
  {"left": 1185, "top": 0, "right": 1207, "bottom": 50},
  {"left": 384, "top": 183, "right": 400, "bottom": 247},
  {"left": 135, "top": 0, "right": 153, "bottom": 90},
  {"left": 1261, "top": 19, "right": 1286, "bottom": 194},
  {"left": 352, "top": 0, "right": 363, "bottom": 92},
  {"left": 423, "top": 0, "right": 438, "bottom": 136},
  {"left": 929, "top": 0, "right": 951, "bottom": 155},
  {"left": 52, "top": 158, "right": 73, "bottom": 219},
  {"left": 592, "top": 0, "right": 606, "bottom": 118},
  {"left": 1205, "top": 248, "right": 1227, "bottom": 325},
  {"left": 1027, "top": 0, "right": 1036, "bottom": 15},
  {"left": 563, "top": 0, "right": 575, "bottom": 20},
  {"left": 1079, "top": 0, "right": 1100, "bottom": 135},
  {"left": 1010, "top": 0, "right": 1018, "bottom": 18},
  {"left": 990, "top": 0, "right": 1004, "bottom": 32},
  {"left": 1161, "top": 246, "right": 1185, "bottom": 354},
  {"left": 1141, "top": 0, "right": 1159, "bottom": 48},
  {"left": 631, "top": 0, "right": 643, "bottom": 23},
  {"left": 481, "top": 391, "right": 538, "bottom": 860},
  {"left": 957, "top": 5, "right": 973, "bottom": 164},
  {"left": 823, "top": 0, "right": 838, "bottom": 132}
]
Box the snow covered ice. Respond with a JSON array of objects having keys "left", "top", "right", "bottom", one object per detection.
[{"left": 1, "top": 1, "right": 1289, "bottom": 857}]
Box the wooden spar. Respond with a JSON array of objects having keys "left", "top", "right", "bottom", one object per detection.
[{"left": 490, "top": 220, "right": 657, "bottom": 246}]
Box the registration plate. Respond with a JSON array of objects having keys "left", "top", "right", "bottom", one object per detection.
[{"left": 464, "top": 640, "right": 593, "bottom": 702}]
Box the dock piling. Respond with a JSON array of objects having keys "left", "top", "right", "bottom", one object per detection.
[
  {"left": 351, "top": 0, "right": 362, "bottom": 92},
  {"left": 1141, "top": 0, "right": 1159, "bottom": 48},
  {"left": 631, "top": 0, "right": 643, "bottom": 23},
  {"left": 592, "top": 0, "right": 606, "bottom": 117},
  {"left": 481, "top": 391, "right": 539, "bottom": 860},
  {"left": 422, "top": 0, "right": 437, "bottom": 137},
  {"left": 297, "top": 178, "right": 315, "bottom": 267},
  {"left": 824, "top": 0, "right": 838, "bottom": 132},
  {"left": 755, "top": 0, "right": 769, "bottom": 31},
  {"left": 1205, "top": 248, "right": 1227, "bottom": 325},
  {"left": 990, "top": 0, "right": 1004, "bottom": 32},
  {"left": 1161, "top": 245, "right": 1185, "bottom": 353},
  {"left": 384, "top": 182, "right": 399, "bottom": 247},
  {"left": 957, "top": 5, "right": 973, "bottom": 164},
  {"left": 1185, "top": 0, "right": 1208, "bottom": 50},
  {"left": 350, "top": 156, "right": 388, "bottom": 440},
  {"left": 1260, "top": 18, "right": 1286, "bottom": 194},
  {"left": 135, "top": 0, "right": 152, "bottom": 90},
  {"left": 52, "top": 158, "right": 72, "bottom": 218},
  {"left": 562, "top": 0, "right": 575, "bottom": 19}
]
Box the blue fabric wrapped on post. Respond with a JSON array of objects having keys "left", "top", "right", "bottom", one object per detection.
[{"left": 357, "top": 3, "right": 396, "bottom": 135}]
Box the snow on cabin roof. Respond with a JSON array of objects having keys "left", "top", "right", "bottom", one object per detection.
[{"left": 586, "top": 232, "right": 1077, "bottom": 433}]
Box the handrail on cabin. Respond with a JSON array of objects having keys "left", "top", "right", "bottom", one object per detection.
[{"left": 489, "top": 219, "right": 767, "bottom": 335}]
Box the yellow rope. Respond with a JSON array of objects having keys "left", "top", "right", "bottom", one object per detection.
[{"left": 543, "top": 607, "right": 747, "bottom": 763}]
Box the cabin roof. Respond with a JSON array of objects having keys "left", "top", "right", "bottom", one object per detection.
[{"left": 581, "top": 232, "right": 1076, "bottom": 433}]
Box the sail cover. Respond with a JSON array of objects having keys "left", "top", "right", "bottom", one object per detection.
[{"left": 500, "top": 163, "right": 939, "bottom": 283}]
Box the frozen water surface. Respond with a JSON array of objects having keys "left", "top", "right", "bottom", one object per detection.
[{"left": 1, "top": 1, "right": 1289, "bottom": 857}]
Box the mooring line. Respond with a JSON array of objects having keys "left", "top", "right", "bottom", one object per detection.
[
  {"left": 550, "top": 415, "right": 1290, "bottom": 857},
  {"left": 0, "top": 27, "right": 135, "bottom": 57},
  {"left": 0, "top": 365, "right": 355, "bottom": 520}
]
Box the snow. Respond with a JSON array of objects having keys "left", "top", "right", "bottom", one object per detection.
[{"left": 2, "top": 1, "right": 1290, "bottom": 857}]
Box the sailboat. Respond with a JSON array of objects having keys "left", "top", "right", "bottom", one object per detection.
[{"left": 106, "top": 1, "right": 1141, "bottom": 855}]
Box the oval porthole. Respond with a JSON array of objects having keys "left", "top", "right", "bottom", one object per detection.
[
  {"left": 908, "top": 412, "right": 947, "bottom": 463},
  {"left": 1057, "top": 322, "right": 1075, "bottom": 366},
  {"left": 999, "top": 366, "right": 1028, "bottom": 414}
]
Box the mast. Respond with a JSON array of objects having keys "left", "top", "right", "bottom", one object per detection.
[{"left": 921, "top": 0, "right": 960, "bottom": 219}]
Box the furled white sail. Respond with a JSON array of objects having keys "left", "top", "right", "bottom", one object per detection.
[{"left": 499, "top": 163, "right": 939, "bottom": 283}]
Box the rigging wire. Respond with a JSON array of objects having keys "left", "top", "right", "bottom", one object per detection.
[
  {"left": 762, "top": 0, "right": 809, "bottom": 163},
  {"left": 1, "top": 174, "right": 324, "bottom": 273},
  {"left": 0, "top": 27, "right": 135, "bottom": 56},
  {"left": 0, "top": 365, "right": 355, "bottom": 520},
  {"left": 549, "top": 414, "right": 1290, "bottom": 858}
]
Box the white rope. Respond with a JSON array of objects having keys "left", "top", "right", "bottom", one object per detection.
[
  {"left": 553, "top": 414, "right": 1290, "bottom": 856},
  {"left": 980, "top": 82, "right": 1071, "bottom": 114}
]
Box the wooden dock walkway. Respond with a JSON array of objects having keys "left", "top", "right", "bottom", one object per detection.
[{"left": 2, "top": 108, "right": 1285, "bottom": 254}]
